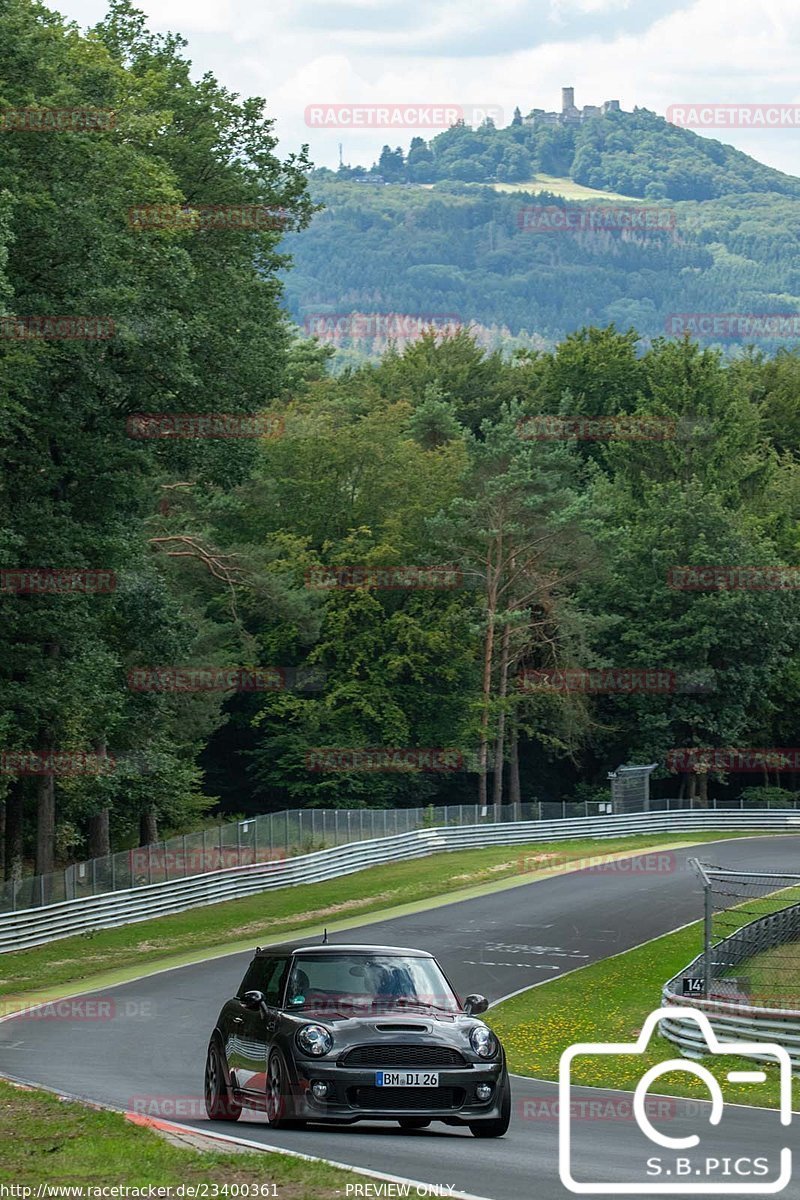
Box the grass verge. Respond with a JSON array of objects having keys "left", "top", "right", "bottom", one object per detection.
[
  {"left": 490, "top": 173, "right": 639, "bottom": 201},
  {"left": 0, "top": 1077, "right": 357, "bottom": 1197},
  {"left": 488, "top": 914, "right": 800, "bottom": 1110},
  {"left": 727, "top": 941, "right": 800, "bottom": 1002},
  {"left": 0, "top": 832, "right": 750, "bottom": 1002}
]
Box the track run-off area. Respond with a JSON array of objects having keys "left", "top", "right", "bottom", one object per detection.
[{"left": 2, "top": 836, "right": 799, "bottom": 1200}]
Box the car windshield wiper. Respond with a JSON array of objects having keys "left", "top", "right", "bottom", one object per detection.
[{"left": 393, "top": 998, "right": 454, "bottom": 1012}]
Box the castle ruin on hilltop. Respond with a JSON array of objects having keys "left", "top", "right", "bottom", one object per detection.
[{"left": 525, "top": 87, "right": 621, "bottom": 127}]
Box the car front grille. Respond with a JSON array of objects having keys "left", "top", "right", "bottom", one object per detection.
[
  {"left": 341, "top": 1044, "right": 466, "bottom": 1067},
  {"left": 347, "top": 1086, "right": 465, "bottom": 1111}
]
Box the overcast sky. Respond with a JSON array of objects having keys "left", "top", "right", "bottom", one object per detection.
[{"left": 52, "top": 0, "right": 800, "bottom": 177}]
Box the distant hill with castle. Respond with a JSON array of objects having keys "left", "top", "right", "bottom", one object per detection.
[
  {"left": 525, "top": 87, "right": 621, "bottom": 127},
  {"left": 298, "top": 94, "right": 800, "bottom": 355},
  {"left": 324, "top": 86, "right": 800, "bottom": 203}
]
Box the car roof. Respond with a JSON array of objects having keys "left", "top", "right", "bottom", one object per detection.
[{"left": 254, "top": 943, "right": 433, "bottom": 958}]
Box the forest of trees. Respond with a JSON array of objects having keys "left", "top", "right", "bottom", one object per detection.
[
  {"left": 283, "top": 181, "right": 800, "bottom": 352},
  {"left": 3, "top": 0, "right": 800, "bottom": 885}
]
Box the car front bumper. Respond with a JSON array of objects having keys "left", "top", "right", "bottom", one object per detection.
[{"left": 289, "top": 1058, "right": 508, "bottom": 1124}]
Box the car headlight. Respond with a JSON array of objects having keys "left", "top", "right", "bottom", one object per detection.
[
  {"left": 469, "top": 1025, "right": 498, "bottom": 1058},
  {"left": 296, "top": 1024, "right": 333, "bottom": 1056}
]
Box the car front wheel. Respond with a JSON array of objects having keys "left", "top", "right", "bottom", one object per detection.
[
  {"left": 204, "top": 1040, "right": 241, "bottom": 1122},
  {"left": 265, "top": 1050, "right": 305, "bottom": 1129}
]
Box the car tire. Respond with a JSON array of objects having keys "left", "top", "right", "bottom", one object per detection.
[
  {"left": 264, "top": 1049, "right": 305, "bottom": 1128},
  {"left": 397, "top": 1118, "right": 431, "bottom": 1131},
  {"left": 468, "top": 1082, "right": 511, "bottom": 1138},
  {"left": 204, "top": 1040, "right": 241, "bottom": 1122}
]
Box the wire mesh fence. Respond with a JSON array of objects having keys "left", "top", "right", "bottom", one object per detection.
[
  {"left": 2, "top": 793, "right": 796, "bottom": 915},
  {"left": 0, "top": 800, "right": 551, "bottom": 913},
  {"left": 688, "top": 861, "right": 800, "bottom": 1011}
]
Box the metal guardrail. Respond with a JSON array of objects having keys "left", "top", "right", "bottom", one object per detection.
[
  {"left": 2, "top": 808, "right": 798, "bottom": 954},
  {"left": 7, "top": 794, "right": 794, "bottom": 915},
  {"left": 662, "top": 899, "right": 800, "bottom": 1067},
  {"left": 660, "top": 994, "right": 800, "bottom": 1070},
  {"left": 2, "top": 802, "right": 550, "bottom": 913}
]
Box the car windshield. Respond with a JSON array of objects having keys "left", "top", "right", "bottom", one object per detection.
[{"left": 284, "top": 953, "right": 460, "bottom": 1013}]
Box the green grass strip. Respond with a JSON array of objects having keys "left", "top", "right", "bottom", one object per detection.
[
  {"left": 0, "top": 1077, "right": 359, "bottom": 1196},
  {"left": 488, "top": 920, "right": 800, "bottom": 1111},
  {"left": 0, "top": 833, "right": 750, "bottom": 1004}
]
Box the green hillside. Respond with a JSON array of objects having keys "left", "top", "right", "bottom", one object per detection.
[
  {"left": 324, "top": 105, "right": 800, "bottom": 201},
  {"left": 282, "top": 179, "right": 800, "bottom": 353},
  {"left": 283, "top": 104, "right": 800, "bottom": 355}
]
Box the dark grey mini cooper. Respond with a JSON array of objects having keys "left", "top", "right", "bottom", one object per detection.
[{"left": 204, "top": 942, "right": 511, "bottom": 1137}]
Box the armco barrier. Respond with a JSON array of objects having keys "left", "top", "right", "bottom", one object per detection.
[
  {"left": 2, "top": 809, "right": 798, "bottom": 953},
  {"left": 660, "top": 994, "right": 800, "bottom": 1069},
  {"left": 662, "top": 900, "right": 800, "bottom": 1067},
  {"left": 6, "top": 797, "right": 793, "bottom": 913}
]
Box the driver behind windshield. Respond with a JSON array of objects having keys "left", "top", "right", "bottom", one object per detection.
[
  {"left": 286, "top": 966, "right": 310, "bottom": 1007},
  {"left": 374, "top": 964, "right": 415, "bottom": 998}
]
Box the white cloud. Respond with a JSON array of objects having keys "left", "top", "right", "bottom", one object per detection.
[
  {"left": 549, "top": 0, "right": 632, "bottom": 17},
  {"left": 142, "top": 0, "right": 234, "bottom": 34},
  {"left": 47, "top": 0, "right": 800, "bottom": 174}
]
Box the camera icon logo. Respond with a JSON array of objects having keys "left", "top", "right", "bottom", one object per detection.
[{"left": 558, "top": 1006, "right": 792, "bottom": 1194}]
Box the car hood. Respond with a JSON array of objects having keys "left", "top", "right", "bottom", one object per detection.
[{"left": 283, "top": 1009, "right": 487, "bottom": 1049}]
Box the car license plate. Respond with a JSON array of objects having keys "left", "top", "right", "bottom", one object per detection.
[{"left": 375, "top": 1071, "right": 439, "bottom": 1087}]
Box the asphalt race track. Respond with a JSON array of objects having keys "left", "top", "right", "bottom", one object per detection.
[{"left": 2, "top": 836, "right": 800, "bottom": 1199}]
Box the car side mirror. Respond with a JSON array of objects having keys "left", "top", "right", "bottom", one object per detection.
[
  {"left": 464, "top": 993, "right": 488, "bottom": 1015},
  {"left": 242, "top": 989, "right": 266, "bottom": 1010}
]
